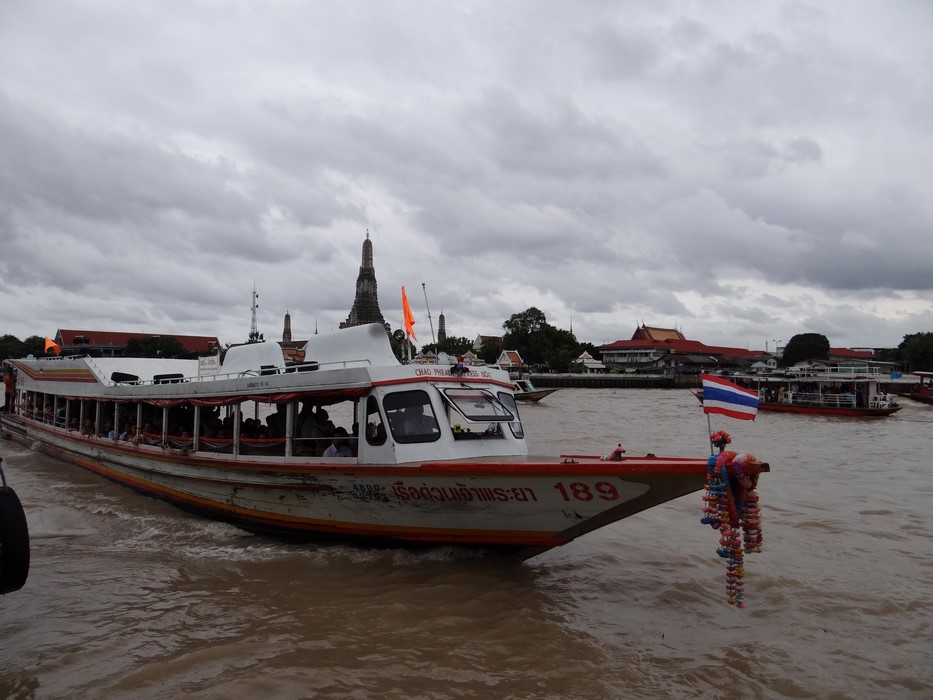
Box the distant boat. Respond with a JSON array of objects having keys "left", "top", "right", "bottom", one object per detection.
[
  {"left": 512, "top": 378, "right": 558, "bottom": 404},
  {"left": 908, "top": 371, "right": 933, "bottom": 405},
  {"left": 696, "top": 371, "right": 901, "bottom": 417}
]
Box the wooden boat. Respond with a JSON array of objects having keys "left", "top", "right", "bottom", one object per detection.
[
  {"left": 0, "top": 324, "right": 767, "bottom": 560},
  {"left": 512, "top": 378, "right": 558, "bottom": 404},
  {"left": 723, "top": 371, "right": 901, "bottom": 417},
  {"left": 907, "top": 371, "right": 933, "bottom": 405}
]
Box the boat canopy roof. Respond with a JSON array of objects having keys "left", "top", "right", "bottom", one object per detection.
[
  {"left": 221, "top": 341, "right": 287, "bottom": 376},
  {"left": 303, "top": 323, "right": 399, "bottom": 369},
  {"left": 83, "top": 356, "right": 200, "bottom": 383}
]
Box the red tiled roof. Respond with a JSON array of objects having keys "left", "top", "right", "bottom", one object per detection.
[
  {"left": 598, "top": 337, "right": 765, "bottom": 359},
  {"left": 56, "top": 329, "right": 220, "bottom": 354},
  {"left": 632, "top": 326, "right": 685, "bottom": 342},
  {"left": 828, "top": 347, "right": 875, "bottom": 359}
]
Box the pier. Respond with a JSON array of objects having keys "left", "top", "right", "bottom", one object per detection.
[{"left": 526, "top": 373, "right": 701, "bottom": 389}]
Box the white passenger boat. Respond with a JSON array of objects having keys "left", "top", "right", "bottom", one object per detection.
[{"left": 0, "top": 324, "right": 768, "bottom": 559}]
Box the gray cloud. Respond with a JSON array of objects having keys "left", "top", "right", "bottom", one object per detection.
[{"left": 1, "top": 1, "right": 931, "bottom": 351}]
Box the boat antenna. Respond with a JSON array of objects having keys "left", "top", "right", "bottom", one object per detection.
[
  {"left": 249, "top": 281, "right": 262, "bottom": 343},
  {"left": 422, "top": 282, "right": 436, "bottom": 346}
]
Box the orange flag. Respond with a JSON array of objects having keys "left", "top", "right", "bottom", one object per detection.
[
  {"left": 44, "top": 337, "right": 61, "bottom": 355},
  {"left": 401, "top": 286, "right": 417, "bottom": 341}
]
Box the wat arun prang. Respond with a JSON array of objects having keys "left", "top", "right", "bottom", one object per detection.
[{"left": 340, "top": 232, "right": 390, "bottom": 332}]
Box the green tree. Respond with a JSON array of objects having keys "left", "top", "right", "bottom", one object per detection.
[
  {"left": 125, "top": 336, "right": 187, "bottom": 358},
  {"left": 440, "top": 336, "right": 474, "bottom": 357},
  {"left": 24, "top": 336, "right": 45, "bottom": 356},
  {"left": 502, "top": 307, "right": 547, "bottom": 345},
  {"left": 501, "top": 307, "right": 580, "bottom": 372},
  {"left": 781, "top": 333, "right": 830, "bottom": 367},
  {"left": 0, "top": 335, "right": 47, "bottom": 361},
  {"left": 899, "top": 332, "right": 933, "bottom": 372},
  {"left": 0, "top": 334, "right": 27, "bottom": 362},
  {"left": 535, "top": 326, "right": 578, "bottom": 372},
  {"left": 419, "top": 336, "right": 475, "bottom": 358},
  {"left": 477, "top": 337, "right": 502, "bottom": 364}
]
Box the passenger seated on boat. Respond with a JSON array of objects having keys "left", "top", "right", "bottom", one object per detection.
[
  {"left": 267, "top": 404, "right": 288, "bottom": 438},
  {"left": 141, "top": 422, "right": 161, "bottom": 445},
  {"left": 322, "top": 427, "right": 353, "bottom": 458},
  {"left": 295, "top": 403, "right": 332, "bottom": 455},
  {"left": 401, "top": 404, "right": 437, "bottom": 436},
  {"left": 81, "top": 419, "right": 95, "bottom": 436}
]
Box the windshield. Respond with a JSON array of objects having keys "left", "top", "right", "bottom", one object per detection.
[{"left": 441, "top": 388, "right": 515, "bottom": 422}]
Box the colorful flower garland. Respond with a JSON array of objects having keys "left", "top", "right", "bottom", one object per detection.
[{"left": 701, "top": 432, "right": 763, "bottom": 607}]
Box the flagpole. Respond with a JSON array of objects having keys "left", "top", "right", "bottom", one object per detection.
[{"left": 422, "top": 283, "right": 436, "bottom": 346}]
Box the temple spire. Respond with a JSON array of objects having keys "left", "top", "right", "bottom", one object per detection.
[
  {"left": 282, "top": 309, "right": 292, "bottom": 343},
  {"left": 340, "top": 232, "right": 388, "bottom": 330}
]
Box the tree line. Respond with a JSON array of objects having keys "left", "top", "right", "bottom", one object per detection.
[
  {"left": 4, "top": 322, "right": 932, "bottom": 372},
  {"left": 782, "top": 332, "right": 933, "bottom": 372},
  {"left": 417, "top": 306, "right": 600, "bottom": 373}
]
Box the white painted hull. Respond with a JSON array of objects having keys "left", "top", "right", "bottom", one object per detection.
[
  {"left": 1, "top": 416, "right": 712, "bottom": 559},
  {"left": 2, "top": 324, "right": 767, "bottom": 559}
]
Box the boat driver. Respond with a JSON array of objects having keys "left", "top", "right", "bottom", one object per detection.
[{"left": 403, "top": 404, "right": 435, "bottom": 436}]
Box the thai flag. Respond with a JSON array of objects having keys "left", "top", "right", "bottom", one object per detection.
[{"left": 701, "top": 373, "right": 758, "bottom": 421}]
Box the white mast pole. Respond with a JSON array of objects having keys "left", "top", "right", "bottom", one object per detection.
[{"left": 422, "top": 282, "right": 436, "bottom": 346}]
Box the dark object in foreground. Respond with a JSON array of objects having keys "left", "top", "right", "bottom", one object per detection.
[{"left": 0, "top": 457, "right": 30, "bottom": 594}]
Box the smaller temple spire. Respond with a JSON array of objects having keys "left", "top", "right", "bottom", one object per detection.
[{"left": 283, "top": 309, "right": 292, "bottom": 343}]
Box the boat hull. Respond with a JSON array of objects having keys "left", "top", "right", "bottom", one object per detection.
[
  {"left": 758, "top": 402, "right": 900, "bottom": 417},
  {"left": 1, "top": 416, "right": 735, "bottom": 560},
  {"left": 513, "top": 389, "right": 559, "bottom": 403}
]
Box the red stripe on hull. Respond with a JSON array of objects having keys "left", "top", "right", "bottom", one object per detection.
[
  {"left": 759, "top": 402, "right": 900, "bottom": 417},
  {"left": 13, "top": 433, "right": 567, "bottom": 549}
]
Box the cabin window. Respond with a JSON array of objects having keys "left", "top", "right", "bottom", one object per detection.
[
  {"left": 440, "top": 388, "right": 516, "bottom": 440},
  {"left": 364, "top": 396, "right": 387, "bottom": 446},
  {"left": 441, "top": 388, "right": 514, "bottom": 422},
  {"left": 384, "top": 390, "right": 440, "bottom": 444},
  {"left": 496, "top": 392, "right": 524, "bottom": 439}
]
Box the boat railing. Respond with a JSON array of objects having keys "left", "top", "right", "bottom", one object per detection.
[
  {"left": 23, "top": 417, "right": 361, "bottom": 458},
  {"left": 786, "top": 391, "right": 857, "bottom": 408},
  {"left": 102, "top": 358, "right": 374, "bottom": 387},
  {"left": 79, "top": 355, "right": 112, "bottom": 384}
]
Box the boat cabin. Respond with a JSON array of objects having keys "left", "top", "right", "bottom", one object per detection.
[{"left": 3, "top": 324, "right": 527, "bottom": 466}]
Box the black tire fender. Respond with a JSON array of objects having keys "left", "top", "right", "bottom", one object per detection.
[{"left": 0, "top": 484, "right": 30, "bottom": 594}]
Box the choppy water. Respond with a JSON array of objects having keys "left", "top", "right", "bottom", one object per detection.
[{"left": 1, "top": 389, "right": 931, "bottom": 699}]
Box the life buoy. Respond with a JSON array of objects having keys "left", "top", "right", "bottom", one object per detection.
[{"left": 0, "top": 483, "right": 30, "bottom": 594}]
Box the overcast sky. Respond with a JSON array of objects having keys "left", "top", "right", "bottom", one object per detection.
[{"left": 2, "top": 1, "right": 931, "bottom": 352}]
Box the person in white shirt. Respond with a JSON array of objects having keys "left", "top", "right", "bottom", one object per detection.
[{"left": 322, "top": 427, "right": 352, "bottom": 458}]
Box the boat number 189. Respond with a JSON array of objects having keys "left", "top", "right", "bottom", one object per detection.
[{"left": 553, "top": 481, "right": 619, "bottom": 502}]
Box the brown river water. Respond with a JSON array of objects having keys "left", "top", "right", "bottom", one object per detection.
[{"left": 1, "top": 388, "right": 931, "bottom": 699}]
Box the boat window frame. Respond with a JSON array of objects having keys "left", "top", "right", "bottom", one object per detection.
[
  {"left": 383, "top": 389, "right": 441, "bottom": 444},
  {"left": 364, "top": 395, "right": 387, "bottom": 446},
  {"left": 439, "top": 387, "right": 516, "bottom": 424},
  {"left": 495, "top": 391, "right": 524, "bottom": 439}
]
